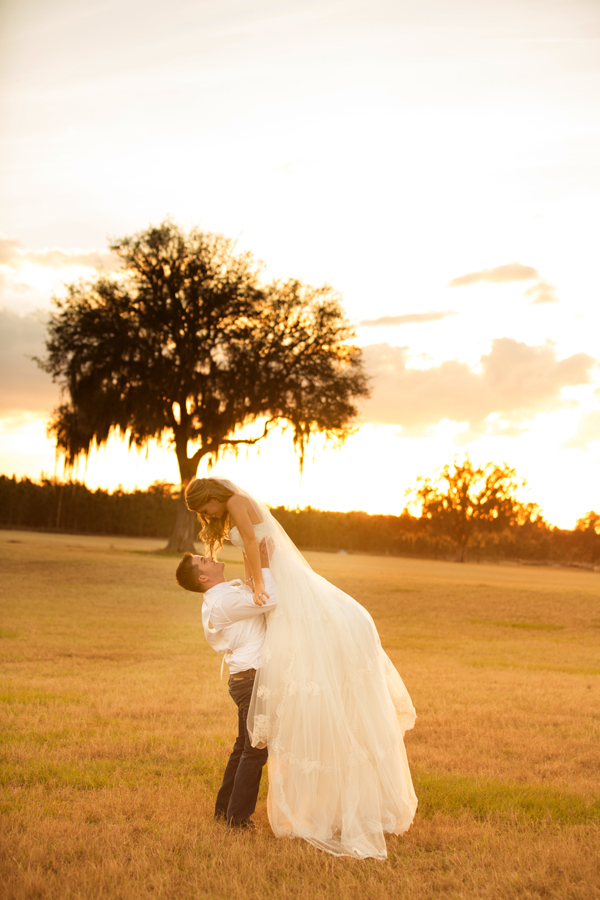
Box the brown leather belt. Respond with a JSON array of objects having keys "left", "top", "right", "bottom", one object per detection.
[{"left": 230, "top": 668, "right": 256, "bottom": 681}]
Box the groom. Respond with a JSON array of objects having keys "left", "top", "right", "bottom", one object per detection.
[{"left": 175, "top": 545, "right": 277, "bottom": 829}]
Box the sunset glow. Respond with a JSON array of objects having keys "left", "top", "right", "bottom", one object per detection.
[{"left": 1, "top": 0, "right": 599, "bottom": 527}]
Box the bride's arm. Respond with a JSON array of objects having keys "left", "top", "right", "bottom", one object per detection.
[{"left": 226, "top": 495, "right": 269, "bottom": 607}]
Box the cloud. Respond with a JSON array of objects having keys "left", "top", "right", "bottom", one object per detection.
[
  {"left": 361, "top": 338, "right": 596, "bottom": 436},
  {"left": 448, "top": 260, "right": 561, "bottom": 305},
  {"left": 359, "top": 310, "right": 458, "bottom": 327},
  {"left": 0, "top": 237, "right": 21, "bottom": 265},
  {"left": 0, "top": 235, "right": 119, "bottom": 272},
  {"left": 448, "top": 261, "right": 539, "bottom": 287},
  {"left": 0, "top": 309, "right": 59, "bottom": 413},
  {"left": 562, "top": 409, "right": 600, "bottom": 450},
  {"left": 524, "top": 280, "right": 559, "bottom": 304}
]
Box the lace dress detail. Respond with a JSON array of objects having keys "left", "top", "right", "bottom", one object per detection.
[{"left": 223, "top": 495, "right": 417, "bottom": 859}]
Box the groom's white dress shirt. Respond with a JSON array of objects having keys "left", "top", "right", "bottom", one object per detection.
[{"left": 201, "top": 568, "right": 277, "bottom": 674}]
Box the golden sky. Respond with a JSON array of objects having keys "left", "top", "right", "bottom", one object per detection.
[{"left": 1, "top": 0, "right": 599, "bottom": 526}]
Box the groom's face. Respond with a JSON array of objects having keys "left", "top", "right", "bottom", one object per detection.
[{"left": 191, "top": 554, "right": 224, "bottom": 588}]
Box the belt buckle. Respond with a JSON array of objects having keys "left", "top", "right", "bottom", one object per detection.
[{"left": 231, "top": 668, "right": 254, "bottom": 681}]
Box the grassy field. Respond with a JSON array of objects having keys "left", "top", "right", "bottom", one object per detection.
[{"left": 1, "top": 530, "right": 599, "bottom": 900}]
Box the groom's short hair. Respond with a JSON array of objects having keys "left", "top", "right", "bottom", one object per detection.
[{"left": 175, "top": 553, "right": 206, "bottom": 593}]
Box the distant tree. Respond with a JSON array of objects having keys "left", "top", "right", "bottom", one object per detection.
[
  {"left": 406, "top": 456, "right": 541, "bottom": 562},
  {"left": 37, "top": 221, "right": 369, "bottom": 551},
  {"left": 573, "top": 510, "right": 600, "bottom": 563},
  {"left": 575, "top": 510, "right": 600, "bottom": 535}
]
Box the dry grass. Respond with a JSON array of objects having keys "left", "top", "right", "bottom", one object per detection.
[{"left": 1, "top": 529, "right": 599, "bottom": 899}]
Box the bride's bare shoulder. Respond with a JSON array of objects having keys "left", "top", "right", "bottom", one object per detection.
[{"left": 226, "top": 492, "right": 261, "bottom": 525}]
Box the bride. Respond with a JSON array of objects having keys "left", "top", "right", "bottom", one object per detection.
[{"left": 185, "top": 476, "right": 417, "bottom": 860}]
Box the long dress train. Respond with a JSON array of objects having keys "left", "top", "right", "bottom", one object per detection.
[{"left": 221, "top": 484, "right": 417, "bottom": 860}]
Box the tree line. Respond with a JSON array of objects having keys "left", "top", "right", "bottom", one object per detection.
[
  {"left": 0, "top": 476, "right": 177, "bottom": 538},
  {"left": 2, "top": 473, "right": 599, "bottom": 566}
]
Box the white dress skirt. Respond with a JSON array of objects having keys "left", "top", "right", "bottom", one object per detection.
[{"left": 228, "top": 520, "right": 417, "bottom": 860}]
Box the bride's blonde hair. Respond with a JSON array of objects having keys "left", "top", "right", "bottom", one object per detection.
[{"left": 185, "top": 477, "right": 235, "bottom": 555}]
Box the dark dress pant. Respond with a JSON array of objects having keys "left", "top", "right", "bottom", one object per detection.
[{"left": 214, "top": 669, "right": 268, "bottom": 825}]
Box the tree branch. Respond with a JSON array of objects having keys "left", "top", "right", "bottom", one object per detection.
[{"left": 219, "top": 417, "right": 280, "bottom": 447}]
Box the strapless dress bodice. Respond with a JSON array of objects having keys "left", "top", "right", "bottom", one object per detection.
[{"left": 229, "top": 522, "right": 270, "bottom": 549}]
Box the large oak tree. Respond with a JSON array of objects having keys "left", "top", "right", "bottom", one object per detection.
[{"left": 38, "top": 221, "right": 369, "bottom": 550}]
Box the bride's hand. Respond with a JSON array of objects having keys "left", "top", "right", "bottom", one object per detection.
[{"left": 253, "top": 583, "right": 269, "bottom": 607}]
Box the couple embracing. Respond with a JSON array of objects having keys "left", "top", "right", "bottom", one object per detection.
[{"left": 175, "top": 477, "right": 417, "bottom": 860}]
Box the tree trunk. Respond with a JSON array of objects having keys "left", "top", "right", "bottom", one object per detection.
[
  {"left": 165, "top": 489, "right": 197, "bottom": 552},
  {"left": 55, "top": 482, "right": 64, "bottom": 530},
  {"left": 164, "top": 445, "right": 202, "bottom": 553}
]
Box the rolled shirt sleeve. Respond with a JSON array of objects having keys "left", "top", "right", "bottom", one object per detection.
[{"left": 210, "top": 569, "right": 278, "bottom": 626}]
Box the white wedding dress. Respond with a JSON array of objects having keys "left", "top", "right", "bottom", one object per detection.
[{"left": 221, "top": 480, "right": 417, "bottom": 859}]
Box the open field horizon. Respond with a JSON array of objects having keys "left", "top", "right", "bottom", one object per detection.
[{"left": 1, "top": 530, "right": 599, "bottom": 899}]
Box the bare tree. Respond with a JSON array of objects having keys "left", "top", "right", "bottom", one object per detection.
[{"left": 37, "top": 221, "right": 369, "bottom": 551}]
